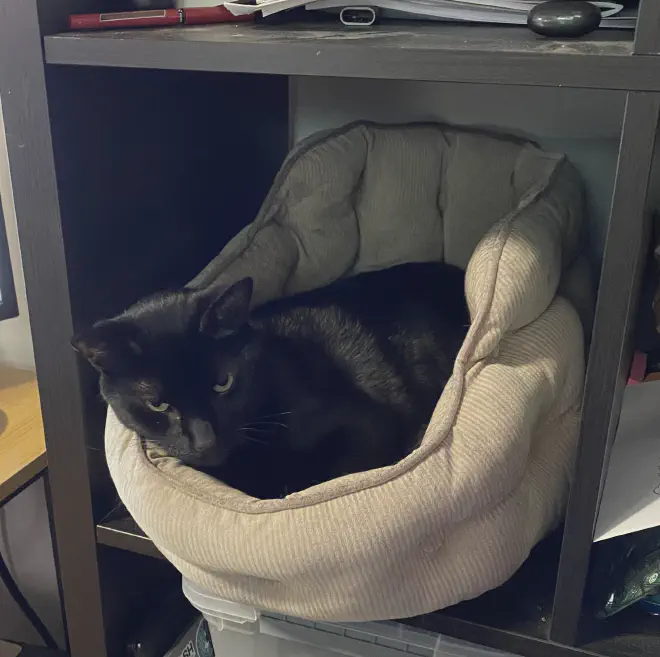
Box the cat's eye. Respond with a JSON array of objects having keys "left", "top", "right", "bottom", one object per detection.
[
  {"left": 213, "top": 373, "right": 234, "bottom": 394},
  {"left": 146, "top": 401, "right": 170, "bottom": 413}
]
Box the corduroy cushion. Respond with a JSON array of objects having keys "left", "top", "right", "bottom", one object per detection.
[{"left": 105, "top": 123, "right": 586, "bottom": 621}]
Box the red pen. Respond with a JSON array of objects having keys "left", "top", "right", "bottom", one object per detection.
[{"left": 69, "top": 6, "right": 254, "bottom": 31}]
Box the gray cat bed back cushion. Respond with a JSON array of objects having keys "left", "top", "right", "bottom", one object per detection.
[{"left": 106, "top": 122, "right": 587, "bottom": 621}]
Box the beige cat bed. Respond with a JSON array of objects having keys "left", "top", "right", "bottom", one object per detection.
[{"left": 106, "top": 122, "right": 587, "bottom": 621}]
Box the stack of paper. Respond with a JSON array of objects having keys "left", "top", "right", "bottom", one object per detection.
[
  {"left": 225, "top": 0, "right": 636, "bottom": 27},
  {"left": 595, "top": 380, "right": 660, "bottom": 543}
]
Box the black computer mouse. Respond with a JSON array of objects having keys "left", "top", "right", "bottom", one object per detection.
[{"left": 528, "top": 1, "right": 602, "bottom": 38}]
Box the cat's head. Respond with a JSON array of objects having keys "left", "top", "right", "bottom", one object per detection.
[{"left": 72, "top": 278, "right": 270, "bottom": 467}]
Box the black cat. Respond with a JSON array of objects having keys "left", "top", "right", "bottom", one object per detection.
[{"left": 73, "top": 262, "right": 469, "bottom": 499}]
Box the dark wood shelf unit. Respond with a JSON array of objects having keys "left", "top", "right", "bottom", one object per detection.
[
  {"left": 44, "top": 23, "right": 660, "bottom": 91},
  {"left": 5, "top": 1, "right": 660, "bottom": 656},
  {"left": 550, "top": 93, "right": 660, "bottom": 646},
  {"left": 17, "top": 648, "right": 68, "bottom": 657},
  {"left": 633, "top": 1, "right": 660, "bottom": 55}
]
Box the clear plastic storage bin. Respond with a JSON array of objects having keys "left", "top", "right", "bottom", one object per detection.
[{"left": 182, "top": 578, "right": 513, "bottom": 657}]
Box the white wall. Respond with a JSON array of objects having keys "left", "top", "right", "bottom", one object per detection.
[
  {"left": 0, "top": 101, "right": 35, "bottom": 371},
  {"left": 0, "top": 98, "right": 65, "bottom": 648},
  {"left": 292, "top": 78, "right": 626, "bottom": 263}
]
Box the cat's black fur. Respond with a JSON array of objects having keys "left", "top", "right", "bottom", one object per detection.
[{"left": 73, "top": 262, "right": 469, "bottom": 499}]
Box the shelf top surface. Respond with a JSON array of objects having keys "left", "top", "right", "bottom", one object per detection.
[
  {"left": 51, "top": 22, "right": 633, "bottom": 55},
  {"left": 44, "top": 22, "right": 660, "bottom": 91}
]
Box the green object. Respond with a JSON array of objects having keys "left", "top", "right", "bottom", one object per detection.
[
  {"left": 600, "top": 548, "right": 660, "bottom": 617},
  {"left": 591, "top": 527, "right": 660, "bottom": 618},
  {"left": 195, "top": 620, "right": 214, "bottom": 657}
]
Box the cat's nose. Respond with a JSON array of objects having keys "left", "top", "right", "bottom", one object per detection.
[{"left": 188, "top": 418, "right": 216, "bottom": 453}]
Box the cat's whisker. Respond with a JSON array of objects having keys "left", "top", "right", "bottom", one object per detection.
[
  {"left": 238, "top": 426, "right": 272, "bottom": 434},
  {"left": 237, "top": 427, "right": 269, "bottom": 445},
  {"left": 241, "top": 434, "right": 267, "bottom": 445},
  {"left": 237, "top": 428, "right": 264, "bottom": 440},
  {"left": 247, "top": 421, "right": 289, "bottom": 429}
]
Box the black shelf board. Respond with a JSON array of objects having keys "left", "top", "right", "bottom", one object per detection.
[
  {"left": 579, "top": 606, "right": 660, "bottom": 657},
  {"left": 14, "top": 648, "right": 67, "bottom": 657},
  {"left": 96, "top": 516, "right": 164, "bottom": 560},
  {"left": 43, "top": 22, "right": 660, "bottom": 91}
]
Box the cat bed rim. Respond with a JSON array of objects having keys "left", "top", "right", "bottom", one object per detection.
[{"left": 104, "top": 121, "right": 586, "bottom": 620}]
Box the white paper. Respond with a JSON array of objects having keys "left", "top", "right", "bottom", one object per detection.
[
  {"left": 223, "top": 1, "right": 262, "bottom": 14},
  {"left": 227, "top": 0, "right": 631, "bottom": 23},
  {"left": 305, "top": 0, "right": 632, "bottom": 26},
  {"left": 594, "top": 380, "right": 660, "bottom": 542},
  {"left": 306, "top": 0, "right": 526, "bottom": 21},
  {"left": 225, "top": 0, "right": 307, "bottom": 16}
]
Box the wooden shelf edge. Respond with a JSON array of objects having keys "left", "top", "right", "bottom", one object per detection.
[{"left": 0, "top": 453, "right": 47, "bottom": 503}]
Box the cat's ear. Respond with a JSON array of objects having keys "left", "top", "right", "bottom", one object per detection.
[
  {"left": 71, "top": 322, "right": 142, "bottom": 374},
  {"left": 200, "top": 278, "right": 253, "bottom": 339}
]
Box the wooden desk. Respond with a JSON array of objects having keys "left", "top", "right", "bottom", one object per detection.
[{"left": 0, "top": 367, "right": 46, "bottom": 503}]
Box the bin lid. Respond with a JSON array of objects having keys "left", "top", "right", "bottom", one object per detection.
[{"left": 182, "top": 578, "right": 259, "bottom": 624}]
